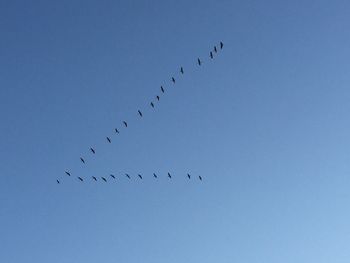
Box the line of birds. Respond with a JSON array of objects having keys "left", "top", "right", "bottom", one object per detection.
[
  {"left": 57, "top": 172, "right": 202, "bottom": 184},
  {"left": 59, "top": 41, "right": 224, "bottom": 184}
]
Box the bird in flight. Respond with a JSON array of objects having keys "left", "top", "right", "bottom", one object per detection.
[
  {"left": 187, "top": 173, "right": 191, "bottom": 179},
  {"left": 80, "top": 157, "right": 85, "bottom": 164},
  {"left": 115, "top": 128, "right": 120, "bottom": 134},
  {"left": 138, "top": 110, "right": 143, "bottom": 117},
  {"left": 197, "top": 58, "right": 201, "bottom": 66},
  {"left": 180, "top": 67, "right": 184, "bottom": 74},
  {"left": 220, "top": 41, "right": 223, "bottom": 49},
  {"left": 153, "top": 173, "right": 158, "bottom": 178},
  {"left": 110, "top": 174, "right": 116, "bottom": 179},
  {"left": 156, "top": 95, "right": 160, "bottom": 101},
  {"left": 106, "top": 137, "right": 111, "bottom": 143},
  {"left": 92, "top": 176, "right": 97, "bottom": 181},
  {"left": 65, "top": 171, "right": 71, "bottom": 176},
  {"left": 125, "top": 173, "right": 131, "bottom": 179},
  {"left": 168, "top": 172, "right": 172, "bottom": 179},
  {"left": 210, "top": 51, "right": 213, "bottom": 59},
  {"left": 90, "top": 147, "right": 95, "bottom": 154},
  {"left": 172, "top": 77, "right": 176, "bottom": 83},
  {"left": 101, "top": 177, "right": 107, "bottom": 182},
  {"left": 150, "top": 102, "right": 154, "bottom": 108},
  {"left": 123, "top": 121, "right": 128, "bottom": 127},
  {"left": 161, "top": 86, "right": 165, "bottom": 93},
  {"left": 214, "top": 46, "right": 217, "bottom": 53},
  {"left": 78, "top": 177, "right": 84, "bottom": 182},
  {"left": 199, "top": 176, "right": 202, "bottom": 181},
  {"left": 138, "top": 174, "right": 143, "bottom": 179},
  {"left": 56, "top": 180, "right": 60, "bottom": 184}
]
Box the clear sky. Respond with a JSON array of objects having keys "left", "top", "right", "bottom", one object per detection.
[{"left": 1, "top": 0, "right": 350, "bottom": 262}]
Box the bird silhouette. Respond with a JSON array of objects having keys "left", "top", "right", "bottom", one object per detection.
[
  {"left": 92, "top": 176, "right": 97, "bottom": 181},
  {"left": 138, "top": 110, "right": 143, "bottom": 117},
  {"left": 123, "top": 121, "right": 128, "bottom": 127},
  {"left": 156, "top": 95, "right": 160, "bottom": 101},
  {"left": 115, "top": 128, "right": 120, "bottom": 134},
  {"left": 90, "top": 147, "right": 95, "bottom": 154},
  {"left": 150, "top": 102, "right": 154, "bottom": 108},
  {"left": 197, "top": 58, "right": 201, "bottom": 66},
  {"left": 110, "top": 174, "right": 116, "bottom": 179},
  {"left": 125, "top": 173, "right": 131, "bottom": 179},
  {"left": 172, "top": 77, "right": 175, "bottom": 83},
  {"left": 65, "top": 171, "right": 71, "bottom": 176},
  {"left": 106, "top": 137, "right": 111, "bottom": 143},
  {"left": 199, "top": 176, "right": 202, "bottom": 181},
  {"left": 214, "top": 46, "right": 217, "bottom": 53},
  {"left": 168, "top": 172, "right": 172, "bottom": 179},
  {"left": 138, "top": 174, "right": 143, "bottom": 179},
  {"left": 220, "top": 41, "right": 223, "bottom": 49},
  {"left": 101, "top": 177, "right": 107, "bottom": 182},
  {"left": 180, "top": 67, "right": 184, "bottom": 74},
  {"left": 78, "top": 177, "right": 84, "bottom": 182},
  {"left": 210, "top": 51, "right": 213, "bottom": 59},
  {"left": 80, "top": 157, "right": 85, "bottom": 164},
  {"left": 56, "top": 180, "right": 60, "bottom": 184},
  {"left": 187, "top": 173, "right": 191, "bottom": 179},
  {"left": 153, "top": 173, "right": 158, "bottom": 178},
  {"left": 161, "top": 86, "right": 165, "bottom": 93}
]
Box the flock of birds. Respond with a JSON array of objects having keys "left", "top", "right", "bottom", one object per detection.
[{"left": 57, "top": 41, "right": 224, "bottom": 185}]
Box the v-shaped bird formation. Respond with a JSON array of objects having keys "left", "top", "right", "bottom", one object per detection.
[{"left": 58, "top": 41, "right": 224, "bottom": 185}]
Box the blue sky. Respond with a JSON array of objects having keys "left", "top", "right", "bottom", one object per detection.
[{"left": 1, "top": 0, "right": 350, "bottom": 262}]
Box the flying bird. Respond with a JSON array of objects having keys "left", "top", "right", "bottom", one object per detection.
[
  {"left": 138, "top": 174, "right": 143, "bottom": 179},
  {"left": 90, "top": 147, "right": 95, "bottom": 154},
  {"left": 210, "top": 51, "right": 213, "bottom": 59},
  {"left": 101, "top": 177, "right": 107, "bottom": 182},
  {"left": 156, "top": 95, "right": 160, "bottom": 101},
  {"left": 153, "top": 173, "right": 158, "bottom": 178},
  {"left": 125, "top": 173, "right": 131, "bottom": 179},
  {"left": 180, "top": 67, "right": 184, "bottom": 74},
  {"left": 199, "top": 176, "right": 202, "bottom": 181},
  {"left": 106, "top": 137, "right": 111, "bottom": 143},
  {"left": 197, "top": 58, "right": 201, "bottom": 66},
  {"left": 168, "top": 172, "right": 172, "bottom": 179},
  {"left": 214, "top": 46, "right": 217, "bottom": 53},
  {"left": 220, "top": 41, "right": 223, "bottom": 49},
  {"left": 161, "top": 86, "right": 165, "bottom": 93},
  {"left": 56, "top": 180, "right": 60, "bottom": 184},
  {"left": 78, "top": 177, "right": 84, "bottom": 182},
  {"left": 150, "top": 102, "right": 154, "bottom": 108},
  {"left": 138, "top": 110, "right": 143, "bottom": 117},
  {"left": 110, "top": 174, "right": 116, "bottom": 179},
  {"left": 123, "top": 121, "right": 128, "bottom": 127},
  {"left": 187, "top": 173, "right": 191, "bottom": 179},
  {"left": 172, "top": 77, "right": 175, "bottom": 83},
  {"left": 92, "top": 176, "right": 97, "bottom": 181},
  {"left": 115, "top": 128, "right": 120, "bottom": 134},
  {"left": 65, "top": 171, "right": 71, "bottom": 176},
  {"left": 80, "top": 157, "right": 85, "bottom": 164}
]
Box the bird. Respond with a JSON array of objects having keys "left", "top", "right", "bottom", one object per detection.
[
  {"left": 123, "top": 121, "right": 128, "bottom": 127},
  {"left": 106, "top": 137, "right": 111, "bottom": 143},
  {"left": 56, "top": 180, "right": 60, "bottom": 184},
  {"left": 125, "top": 173, "right": 131, "bottom": 179},
  {"left": 214, "top": 46, "right": 217, "bottom": 53},
  {"left": 172, "top": 77, "right": 176, "bottom": 83},
  {"left": 150, "top": 102, "right": 154, "bottom": 108},
  {"left": 90, "top": 147, "right": 95, "bottom": 154},
  {"left": 161, "top": 86, "right": 165, "bottom": 93},
  {"left": 199, "top": 176, "right": 202, "bottom": 181},
  {"left": 80, "top": 157, "right": 85, "bottom": 164},
  {"left": 138, "top": 110, "right": 143, "bottom": 117},
  {"left": 156, "top": 95, "right": 160, "bottom": 101},
  {"left": 180, "top": 67, "right": 184, "bottom": 74},
  {"left": 78, "top": 177, "right": 84, "bottom": 182},
  {"left": 138, "top": 174, "right": 143, "bottom": 179},
  {"left": 101, "top": 177, "right": 107, "bottom": 182},
  {"left": 153, "top": 173, "right": 158, "bottom": 178},
  {"left": 110, "top": 174, "right": 116, "bottom": 179},
  {"left": 220, "top": 41, "right": 223, "bottom": 49},
  {"left": 210, "top": 51, "right": 213, "bottom": 59},
  {"left": 197, "top": 58, "right": 201, "bottom": 66},
  {"left": 187, "top": 173, "right": 191, "bottom": 179},
  {"left": 65, "top": 171, "right": 71, "bottom": 176},
  {"left": 115, "top": 128, "right": 120, "bottom": 134},
  {"left": 168, "top": 172, "right": 172, "bottom": 179},
  {"left": 92, "top": 176, "right": 97, "bottom": 181}
]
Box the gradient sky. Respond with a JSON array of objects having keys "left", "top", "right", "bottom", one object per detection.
[{"left": 1, "top": 0, "right": 350, "bottom": 262}]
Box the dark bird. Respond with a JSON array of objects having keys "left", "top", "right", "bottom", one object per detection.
[
  {"left": 214, "top": 46, "right": 217, "bottom": 53},
  {"left": 110, "top": 174, "right": 116, "bottom": 179},
  {"left": 180, "top": 67, "right": 184, "bottom": 74},
  {"left": 153, "top": 173, "right": 158, "bottom": 178},
  {"left": 199, "top": 175, "right": 202, "bottom": 181},
  {"left": 156, "top": 95, "right": 160, "bottom": 101},
  {"left": 106, "top": 137, "right": 111, "bottom": 143},
  {"left": 168, "top": 172, "right": 172, "bottom": 179},
  {"left": 138, "top": 110, "right": 143, "bottom": 117},
  {"left": 101, "top": 177, "right": 107, "bottom": 182},
  {"left": 125, "top": 173, "right": 131, "bottom": 179},
  {"left": 92, "top": 176, "right": 97, "bottom": 181},
  {"left": 197, "top": 58, "right": 201, "bottom": 66},
  {"left": 78, "top": 177, "right": 84, "bottom": 182},
  {"left": 138, "top": 174, "right": 143, "bottom": 179},
  {"left": 80, "top": 157, "right": 85, "bottom": 164},
  {"left": 150, "top": 102, "right": 154, "bottom": 108},
  {"left": 220, "top": 41, "right": 223, "bottom": 49},
  {"left": 123, "top": 121, "right": 128, "bottom": 127},
  {"left": 210, "top": 51, "right": 213, "bottom": 59},
  {"left": 90, "top": 147, "right": 95, "bottom": 154},
  {"left": 172, "top": 77, "right": 176, "bottom": 83},
  {"left": 187, "top": 173, "right": 191, "bottom": 179},
  {"left": 56, "top": 180, "right": 60, "bottom": 184},
  {"left": 65, "top": 171, "right": 71, "bottom": 176},
  {"left": 161, "top": 86, "right": 165, "bottom": 93},
  {"left": 115, "top": 128, "right": 120, "bottom": 134}
]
